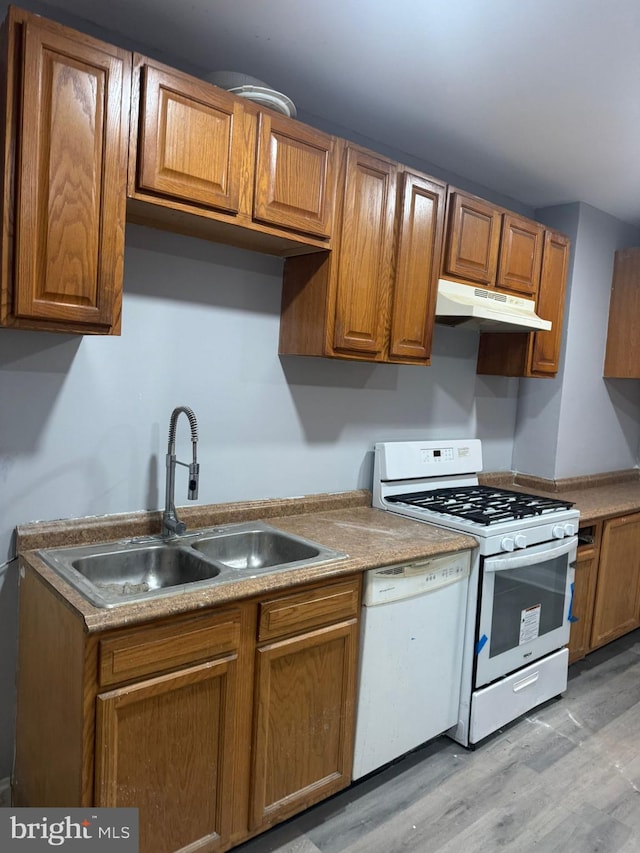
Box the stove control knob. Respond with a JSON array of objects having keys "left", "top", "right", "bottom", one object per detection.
[
  {"left": 514, "top": 534, "right": 527, "bottom": 549},
  {"left": 563, "top": 523, "right": 577, "bottom": 536},
  {"left": 501, "top": 537, "right": 515, "bottom": 552},
  {"left": 552, "top": 525, "right": 566, "bottom": 539}
]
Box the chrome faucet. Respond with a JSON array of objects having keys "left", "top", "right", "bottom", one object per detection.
[{"left": 163, "top": 406, "right": 200, "bottom": 537}]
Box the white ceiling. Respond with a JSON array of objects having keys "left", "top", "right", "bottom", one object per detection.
[{"left": 44, "top": 0, "right": 640, "bottom": 226}]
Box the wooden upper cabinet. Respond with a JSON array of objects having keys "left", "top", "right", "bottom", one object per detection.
[
  {"left": 529, "top": 229, "right": 570, "bottom": 375},
  {"left": 604, "top": 248, "right": 640, "bottom": 378},
  {"left": 129, "top": 56, "right": 336, "bottom": 255},
  {"left": 497, "top": 214, "right": 544, "bottom": 297},
  {"left": 332, "top": 145, "right": 397, "bottom": 356},
  {"left": 388, "top": 171, "right": 446, "bottom": 362},
  {"left": 253, "top": 112, "right": 336, "bottom": 238},
  {"left": 278, "top": 149, "right": 448, "bottom": 365},
  {"left": 476, "top": 228, "right": 570, "bottom": 378},
  {"left": 137, "top": 62, "right": 244, "bottom": 213},
  {"left": 1, "top": 8, "right": 130, "bottom": 333},
  {"left": 443, "top": 191, "right": 502, "bottom": 285},
  {"left": 443, "top": 190, "right": 546, "bottom": 300}
]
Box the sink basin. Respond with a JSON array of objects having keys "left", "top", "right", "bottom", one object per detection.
[
  {"left": 39, "top": 540, "right": 224, "bottom": 608},
  {"left": 37, "top": 521, "right": 347, "bottom": 608},
  {"left": 73, "top": 546, "right": 221, "bottom": 594},
  {"left": 192, "top": 527, "right": 319, "bottom": 570}
]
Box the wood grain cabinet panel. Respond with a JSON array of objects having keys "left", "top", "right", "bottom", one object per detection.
[
  {"left": 443, "top": 191, "right": 502, "bottom": 285},
  {"left": 568, "top": 524, "right": 601, "bottom": 665},
  {"left": 137, "top": 63, "right": 244, "bottom": 213},
  {"left": 278, "top": 149, "right": 446, "bottom": 365},
  {"left": 332, "top": 145, "right": 397, "bottom": 356},
  {"left": 250, "top": 619, "right": 358, "bottom": 831},
  {"left": 99, "top": 609, "right": 242, "bottom": 686},
  {"left": 129, "top": 56, "right": 335, "bottom": 256},
  {"left": 258, "top": 578, "right": 360, "bottom": 642},
  {"left": 1, "top": 8, "right": 130, "bottom": 333},
  {"left": 529, "top": 229, "right": 570, "bottom": 375},
  {"left": 497, "top": 214, "right": 544, "bottom": 297},
  {"left": 476, "top": 228, "right": 570, "bottom": 378},
  {"left": 96, "top": 657, "right": 237, "bottom": 853},
  {"left": 591, "top": 513, "right": 640, "bottom": 649},
  {"left": 603, "top": 248, "right": 640, "bottom": 378},
  {"left": 254, "top": 113, "right": 336, "bottom": 237},
  {"left": 388, "top": 171, "right": 446, "bottom": 362}
]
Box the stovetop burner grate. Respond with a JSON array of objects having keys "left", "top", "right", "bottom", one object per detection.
[{"left": 386, "top": 486, "right": 574, "bottom": 526}]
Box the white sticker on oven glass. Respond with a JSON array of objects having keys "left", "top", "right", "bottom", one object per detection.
[{"left": 519, "top": 604, "right": 541, "bottom": 645}]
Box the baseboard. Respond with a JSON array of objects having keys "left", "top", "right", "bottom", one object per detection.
[{"left": 0, "top": 776, "right": 10, "bottom": 806}]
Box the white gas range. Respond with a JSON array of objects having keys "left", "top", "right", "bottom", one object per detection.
[{"left": 373, "top": 438, "right": 580, "bottom": 747}]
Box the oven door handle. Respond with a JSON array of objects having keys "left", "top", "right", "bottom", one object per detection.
[{"left": 484, "top": 536, "right": 577, "bottom": 572}]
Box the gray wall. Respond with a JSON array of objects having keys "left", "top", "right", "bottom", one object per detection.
[{"left": 513, "top": 203, "right": 640, "bottom": 479}]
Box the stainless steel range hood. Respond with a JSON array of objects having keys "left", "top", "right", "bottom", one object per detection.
[{"left": 435, "top": 279, "right": 552, "bottom": 332}]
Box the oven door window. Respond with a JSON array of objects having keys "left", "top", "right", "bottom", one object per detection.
[
  {"left": 475, "top": 538, "right": 576, "bottom": 688},
  {"left": 490, "top": 558, "right": 566, "bottom": 657}
]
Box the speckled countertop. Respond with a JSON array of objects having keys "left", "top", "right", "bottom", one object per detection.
[
  {"left": 481, "top": 469, "right": 640, "bottom": 524},
  {"left": 18, "top": 472, "right": 640, "bottom": 633},
  {"left": 17, "top": 490, "right": 478, "bottom": 633}
]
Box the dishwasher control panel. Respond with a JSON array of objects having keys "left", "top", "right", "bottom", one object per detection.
[{"left": 363, "top": 550, "right": 472, "bottom": 606}]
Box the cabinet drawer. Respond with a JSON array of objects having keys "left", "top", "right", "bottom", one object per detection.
[
  {"left": 258, "top": 578, "right": 360, "bottom": 642},
  {"left": 99, "top": 608, "right": 241, "bottom": 686}
]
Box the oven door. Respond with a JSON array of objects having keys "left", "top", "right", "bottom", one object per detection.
[{"left": 475, "top": 536, "right": 577, "bottom": 688}]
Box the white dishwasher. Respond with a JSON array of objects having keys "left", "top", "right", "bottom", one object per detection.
[{"left": 352, "top": 550, "right": 471, "bottom": 780}]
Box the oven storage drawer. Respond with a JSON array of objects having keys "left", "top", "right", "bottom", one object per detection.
[{"left": 469, "top": 647, "right": 568, "bottom": 744}]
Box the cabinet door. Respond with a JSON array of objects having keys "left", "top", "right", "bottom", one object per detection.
[
  {"left": 476, "top": 228, "right": 570, "bottom": 378},
  {"left": 604, "top": 248, "right": 640, "bottom": 378},
  {"left": 332, "top": 145, "right": 397, "bottom": 356},
  {"left": 250, "top": 619, "right": 358, "bottom": 831},
  {"left": 443, "top": 191, "right": 502, "bottom": 285},
  {"left": 254, "top": 113, "right": 336, "bottom": 238},
  {"left": 568, "top": 527, "right": 600, "bottom": 664},
  {"left": 138, "top": 63, "right": 245, "bottom": 213},
  {"left": 529, "top": 230, "right": 570, "bottom": 376},
  {"left": 497, "top": 214, "right": 543, "bottom": 297},
  {"left": 591, "top": 513, "right": 640, "bottom": 649},
  {"left": 95, "top": 657, "right": 237, "bottom": 853},
  {"left": 8, "top": 12, "right": 129, "bottom": 331},
  {"left": 388, "top": 171, "right": 446, "bottom": 363}
]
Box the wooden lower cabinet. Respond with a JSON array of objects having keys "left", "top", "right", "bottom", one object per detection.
[
  {"left": 14, "top": 566, "right": 361, "bottom": 853},
  {"left": 568, "top": 524, "right": 601, "bottom": 664},
  {"left": 96, "top": 658, "right": 237, "bottom": 853},
  {"left": 250, "top": 620, "right": 358, "bottom": 830},
  {"left": 591, "top": 513, "right": 640, "bottom": 649}
]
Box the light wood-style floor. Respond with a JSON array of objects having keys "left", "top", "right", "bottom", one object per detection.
[{"left": 236, "top": 630, "right": 640, "bottom": 853}]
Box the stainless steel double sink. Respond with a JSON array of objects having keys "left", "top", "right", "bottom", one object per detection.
[{"left": 37, "top": 521, "right": 347, "bottom": 608}]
